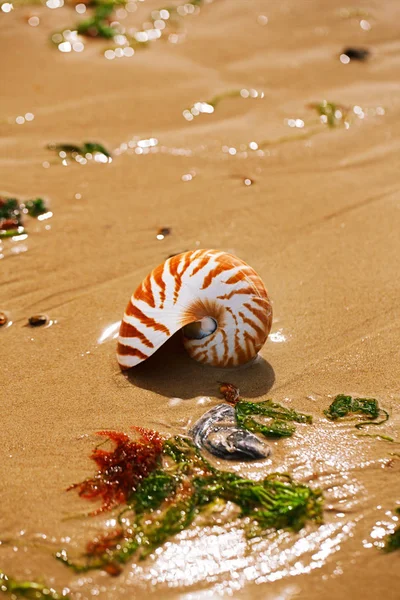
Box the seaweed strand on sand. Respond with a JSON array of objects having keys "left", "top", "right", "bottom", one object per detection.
[
  {"left": 324, "top": 394, "right": 389, "bottom": 429},
  {"left": 219, "top": 383, "right": 313, "bottom": 438},
  {"left": 0, "top": 196, "right": 49, "bottom": 238},
  {"left": 51, "top": 0, "right": 211, "bottom": 53},
  {"left": 0, "top": 570, "right": 68, "bottom": 600},
  {"left": 57, "top": 428, "right": 323, "bottom": 575}
]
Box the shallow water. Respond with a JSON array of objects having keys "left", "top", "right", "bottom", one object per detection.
[{"left": 1, "top": 0, "right": 400, "bottom": 598}]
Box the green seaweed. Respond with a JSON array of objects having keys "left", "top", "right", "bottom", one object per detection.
[
  {"left": 51, "top": 0, "right": 208, "bottom": 53},
  {"left": 324, "top": 394, "right": 389, "bottom": 428},
  {"left": 51, "top": 0, "right": 125, "bottom": 45},
  {"left": 184, "top": 90, "right": 242, "bottom": 120},
  {"left": 384, "top": 508, "right": 400, "bottom": 552},
  {"left": 219, "top": 384, "right": 312, "bottom": 439},
  {"left": 57, "top": 433, "right": 323, "bottom": 574},
  {"left": 0, "top": 228, "right": 25, "bottom": 238},
  {"left": 138, "top": 496, "right": 198, "bottom": 559},
  {"left": 356, "top": 433, "right": 396, "bottom": 443},
  {"left": 0, "top": 198, "right": 23, "bottom": 237},
  {"left": 25, "top": 198, "right": 47, "bottom": 218},
  {"left": 48, "top": 142, "right": 111, "bottom": 159},
  {"left": 0, "top": 196, "right": 48, "bottom": 237},
  {"left": 77, "top": 2, "right": 117, "bottom": 39},
  {"left": 133, "top": 470, "right": 178, "bottom": 513},
  {"left": 208, "top": 89, "right": 242, "bottom": 108},
  {"left": 1, "top": 0, "right": 42, "bottom": 5},
  {"left": 308, "top": 101, "right": 350, "bottom": 128},
  {"left": 236, "top": 400, "right": 312, "bottom": 439},
  {"left": 258, "top": 126, "right": 322, "bottom": 149},
  {"left": 0, "top": 570, "right": 68, "bottom": 600},
  {"left": 0, "top": 198, "right": 20, "bottom": 221},
  {"left": 81, "top": 142, "right": 111, "bottom": 157}
]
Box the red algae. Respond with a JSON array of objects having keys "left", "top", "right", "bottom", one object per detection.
[
  {"left": 219, "top": 382, "right": 240, "bottom": 405},
  {"left": 86, "top": 529, "right": 124, "bottom": 557},
  {"left": 68, "top": 427, "right": 164, "bottom": 514},
  {"left": 85, "top": 529, "right": 125, "bottom": 576}
]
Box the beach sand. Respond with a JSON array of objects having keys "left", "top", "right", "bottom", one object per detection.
[{"left": 1, "top": 0, "right": 400, "bottom": 597}]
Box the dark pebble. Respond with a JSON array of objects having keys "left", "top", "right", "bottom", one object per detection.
[
  {"left": 0, "top": 312, "right": 8, "bottom": 326},
  {"left": 342, "top": 47, "right": 370, "bottom": 61},
  {"left": 158, "top": 227, "right": 171, "bottom": 236},
  {"left": 28, "top": 315, "right": 48, "bottom": 327}
]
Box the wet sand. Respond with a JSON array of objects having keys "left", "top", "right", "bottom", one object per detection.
[{"left": 1, "top": 0, "right": 400, "bottom": 598}]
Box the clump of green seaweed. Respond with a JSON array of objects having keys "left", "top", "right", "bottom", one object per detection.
[
  {"left": 0, "top": 570, "right": 68, "bottom": 600},
  {"left": 236, "top": 400, "right": 312, "bottom": 438},
  {"left": 56, "top": 428, "right": 323, "bottom": 575},
  {"left": 0, "top": 198, "right": 22, "bottom": 237},
  {"left": 324, "top": 394, "right": 389, "bottom": 429},
  {"left": 384, "top": 508, "right": 400, "bottom": 552},
  {"left": 76, "top": 1, "right": 121, "bottom": 39},
  {"left": 0, "top": 197, "right": 48, "bottom": 238},
  {"left": 308, "top": 101, "right": 351, "bottom": 128},
  {"left": 50, "top": 0, "right": 124, "bottom": 46},
  {"left": 256, "top": 99, "right": 383, "bottom": 151},
  {"left": 51, "top": 0, "right": 209, "bottom": 54},
  {"left": 219, "top": 383, "right": 313, "bottom": 438},
  {"left": 25, "top": 198, "right": 48, "bottom": 218},
  {"left": 47, "top": 142, "right": 111, "bottom": 163}
]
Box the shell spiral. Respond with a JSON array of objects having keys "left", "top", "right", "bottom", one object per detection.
[{"left": 117, "top": 249, "right": 272, "bottom": 369}]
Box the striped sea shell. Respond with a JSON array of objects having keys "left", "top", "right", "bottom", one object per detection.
[{"left": 117, "top": 249, "right": 272, "bottom": 369}]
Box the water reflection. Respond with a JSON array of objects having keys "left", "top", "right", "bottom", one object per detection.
[
  {"left": 37, "top": 211, "right": 53, "bottom": 221},
  {"left": 120, "top": 519, "right": 356, "bottom": 594},
  {"left": 269, "top": 329, "right": 287, "bottom": 343},
  {"left": 97, "top": 320, "right": 121, "bottom": 344}
]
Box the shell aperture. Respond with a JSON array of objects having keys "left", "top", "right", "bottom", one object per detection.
[
  {"left": 190, "top": 404, "right": 271, "bottom": 461},
  {"left": 117, "top": 249, "right": 272, "bottom": 369},
  {"left": 183, "top": 316, "right": 218, "bottom": 339}
]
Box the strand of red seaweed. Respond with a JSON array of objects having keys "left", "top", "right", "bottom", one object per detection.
[{"left": 67, "top": 426, "right": 163, "bottom": 514}]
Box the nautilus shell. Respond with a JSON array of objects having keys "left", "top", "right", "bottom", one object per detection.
[{"left": 117, "top": 249, "right": 272, "bottom": 369}]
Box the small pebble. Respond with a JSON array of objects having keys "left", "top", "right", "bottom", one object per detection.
[
  {"left": 342, "top": 47, "right": 370, "bottom": 61},
  {"left": 158, "top": 227, "right": 171, "bottom": 236},
  {"left": 0, "top": 312, "right": 8, "bottom": 327},
  {"left": 28, "top": 314, "right": 48, "bottom": 327},
  {"left": 156, "top": 227, "right": 171, "bottom": 240}
]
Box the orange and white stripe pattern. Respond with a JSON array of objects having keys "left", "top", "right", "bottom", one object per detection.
[{"left": 117, "top": 249, "right": 272, "bottom": 369}]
